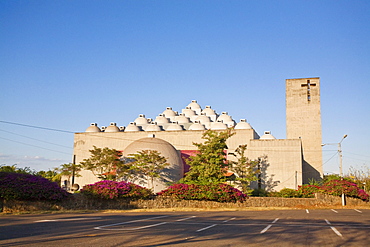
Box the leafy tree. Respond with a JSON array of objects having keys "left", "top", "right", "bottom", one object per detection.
[
  {"left": 228, "top": 144, "right": 260, "bottom": 194},
  {"left": 80, "top": 146, "right": 129, "bottom": 181},
  {"left": 36, "top": 169, "right": 62, "bottom": 184},
  {"left": 0, "top": 164, "right": 35, "bottom": 174},
  {"left": 0, "top": 164, "right": 19, "bottom": 173},
  {"left": 182, "top": 129, "right": 235, "bottom": 185},
  {"left": 347, "top": 165, "right": 370, "bottom": 192},
  {"left": 127, "top": 150, "right": 170, "bottom": 190},
  {"left": 57, "top": 163, "right": 82, "bottom": 185}
]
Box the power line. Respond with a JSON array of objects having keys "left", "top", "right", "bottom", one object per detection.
[
  {"left": 0, "top": 120, "right": 75, "bottom": 134},
  {"left": 0, "top": 129, "right": 72, "bottom": 149},
  {"left": 0, "top": 137, "right": 71, "bottom": 156}
]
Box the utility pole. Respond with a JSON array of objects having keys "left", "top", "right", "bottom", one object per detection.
[{"left": 322, "top": 134, "right": 348, "bottom": 206}]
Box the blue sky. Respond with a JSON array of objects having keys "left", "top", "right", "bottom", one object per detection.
[{"left": 1, "top": 1, "right": 369, "bottom": 176}]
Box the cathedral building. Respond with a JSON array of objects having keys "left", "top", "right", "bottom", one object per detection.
[{"left": 70, "top": 77, "right": 322, "bottom": 193}]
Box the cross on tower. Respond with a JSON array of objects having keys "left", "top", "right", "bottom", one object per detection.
[{"left": 301, "top": 80, "right": 316, "bottom": 101}]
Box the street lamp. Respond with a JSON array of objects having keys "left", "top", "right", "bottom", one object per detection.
[{"left": 321, "top": 134, "right": 348, "bottom": 177}]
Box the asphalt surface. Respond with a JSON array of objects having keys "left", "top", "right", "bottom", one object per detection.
[{"left": 0, "top": 209, "right": 369, "bottom": 246}]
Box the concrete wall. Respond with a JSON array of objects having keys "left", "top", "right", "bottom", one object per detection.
[
  {"left": 71, "top": 129, "right": 258, "bottom": 189},
  {"left": 248, "top": 139, "right": 302, "bottom": 191},
  {"left": 69, "top": 128, "right": 304, "bottom": 192},
  {"left": 2, "top": 194, "right": 368, "bottom": 213},
  {"left": 286, "top": 78, "right": 323, "bottom": 182}
]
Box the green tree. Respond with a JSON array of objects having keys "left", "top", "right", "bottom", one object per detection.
[
  {"left": 0, "top": 164, "right": 35, "bottom": 174},
  {"left": 182, "top": 129, "right": 235, "bottom": 185},
  {"left": 228, "top": 144, "right": 260, "bottom": 194},
  {"left": 128, "top": 150, "right": 170, "bottom": 190},
  {"left": 36, "top": 168, "right": 62, "bottom": 183},
  {"left": 58, "top": 163, "right": 82, "bottom": 185},
  {"left": 80, "top": 146, "right": 129, "bottom": 181}
]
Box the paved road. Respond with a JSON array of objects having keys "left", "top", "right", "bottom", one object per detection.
[{"left": 0, "top": 209, "right": 369, "bottom": 246}]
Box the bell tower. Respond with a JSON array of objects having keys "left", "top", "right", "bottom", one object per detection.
[{"left": 286, "top": 77, "right": 322, "bottom": 183}]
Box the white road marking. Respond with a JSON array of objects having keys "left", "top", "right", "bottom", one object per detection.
[
  {"left": 354, "top": 209, "right": 362, "bottom": 213},
  {"left": 331, "top": 209, "right": 338, "bottom": 213},
  {"left": 176, "top": 216, "right": 196, "bottom": 222},
  {"left": 306, "top": 209, "right": 309, "bottom": 214},
  {"left": 35, "top": 217, "right": 101, "bottom": 222},
  {"left": 260, "top": 218, "right": 279, "bottom": 234},
  {"left": 132, "top": 222, "right": 168, "bottom": 230},
  {"left": 94, "top": 215, "right": 169, "bottom": 230},
  {"left": 325, "top": 219, "right": 343, "bottom": 238},
  {"left": 223, "top": 217, "right": 236, "bottom": 223},
  {"left": 260, "top": 224, "right": 272, "bottom": 234},
  {"left": 196, "top": 224, "right": 217, "bottom": 232}
]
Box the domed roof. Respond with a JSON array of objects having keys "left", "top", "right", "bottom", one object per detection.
[
  {"left": 162, "top": 107, "right": 177, "bottom": 118},
  {"left": 154, "top": 114, "right": 170, "bottom": 124},
  {"left": 217, "top": 112, "right": 233, "bottom": 123},
  {"left": 189, "top": 121, "right": 206, "bottom": 130},
  {"left": 174, "top": 113, "right": 191, "bottom": 124},
  {"left": 210, "top": 121, "right": 228, "bottom": 130},
  {"left": 104, "top": 122, "right": 120, "bottom": 132},
  {"left": 260, "top": 131, "right": 276, "bottom": 140},
  {"left": 201, "top": 106, "right": 217, "bottom": 116},
  {"left": 166, "top": 122, "right": 184, "bottom": 131},
  {"left": 182, "top": 107, "right": 196, "bottom": 117},
  {"left": 123, "top": 137, "right": 183, "bottom": 193},
  {"left": 195, "top": 114, "right": 211, "bottom": 123},
  {"left": 85, "top": 123, "right": 101, "bottom": 132},
  {"left": 134, "top": 114, "right": 149, "bottom": 125},
  {"left": 145, "top": 122, "right": 162, "bottom": 131},
  {"left": 187, "top": 100, "right": 201, "bottom": 111},
  {"left": 235, "top": 119, "right": 252, "bottom": 130},
  {"left": 124, "top": 122, "right": 141, "bottom": 132}
]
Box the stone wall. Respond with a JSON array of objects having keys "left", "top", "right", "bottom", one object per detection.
[{"left": 1, "top": 194, "right": 368, "bottom": 213}]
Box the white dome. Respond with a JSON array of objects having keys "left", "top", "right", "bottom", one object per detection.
[
  {"left": 162, "top": 107, "right": 178, "bottom": 120},
  {"left": 123, "top": 137, "right": 183, "bottom": 193},
  {"left": 174, "top": 113, "right": 191, "bottom": 124},
  {"left": 210, "top": 121, "right": 228, "bottom": 130},
  {"left": 134, "top": 114, "right": 149, "bottom": 125},
  {"left": 104, "top": 122, "right": 120, "bottom": 132},
  {"left": 125, "top": 122, "right": 141, "bottom": 132},
  {"left": 187, "top": 100, "right": 201, "bottom": 110},
  {"left": 166, "top": 122, "right": 184, "bottom": 131},
  {"left": 85, "top": 123, "right": 101, "bottom": 132},
  {"left": 195, "top": 113, "right": 211, "bottom": 123},
  {"left": 182, "top": 107, "right": 196, "bottom": 117},
  {"left": 217, "top": 112, "right": 233, "bottom": 122},
  {"left": 145, "top": 122, "right": 162, "bottom": 131},
  {"left": 235, "top": 119, "right": 252, "bottom": 130},
  {"left": 189, "top": 121, "right": 206, "bottom": 130},
  {"left": 201, "top": 106, "right": 217, "bottom": 116},
  {"left": 260, "top": 131, "right": 276, "bottom": 140},
  {"left": 154, "top": 114, "right": 170, "bottom": 124}
]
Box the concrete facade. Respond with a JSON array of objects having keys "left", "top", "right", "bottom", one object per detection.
[
  {"left": 286, "top": 78, "right": 323, "bottom": 183},
  {"left": 68, "top": 77, "right": 322, "bottom": 192}
]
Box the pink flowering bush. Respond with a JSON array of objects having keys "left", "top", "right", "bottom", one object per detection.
[
  {"left": 80, "top": 180, "right": 153, "bottom": 199},
  {"left": 157, "top": 183, "right": 247, "bottom": 203},
  {"left": 0, "top": 172, "right": 69, "bottom": 201},
  {"left": 297, "top": 184, "right": 322, "bottom": 198},
  {"left": 321, "top": 179, "right": 369, "bottom": 201}
]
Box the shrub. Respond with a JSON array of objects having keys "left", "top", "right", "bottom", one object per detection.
[
  {"left": 298, "top": 184, "right": 322, "bottom": 198},
  {"left": 277, "top": 188, "right": 302, "bottom": 198},
  {"left": 321, "top": 179, "right": 369, "bottom": 201},
  {"left": 157, "top": 183, "right": 247, "bottom": 203},
  {"left": 80, "top": 180, "right": 153, "bottom": 199},
  {"left": 251, "top": 188, "right": 269, "bottom": 197},
  {"left": 0, "top": 172, "right": 69, "bottom": 201}
]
